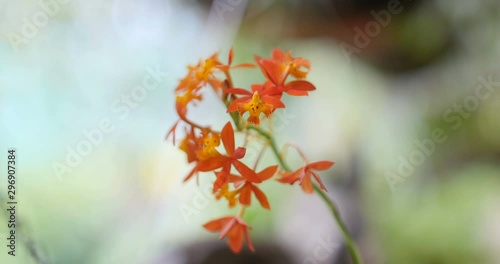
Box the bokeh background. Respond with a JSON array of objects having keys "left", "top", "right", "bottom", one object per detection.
[{"left": 1, "top": 0, "right": 500, "bottom": 263}]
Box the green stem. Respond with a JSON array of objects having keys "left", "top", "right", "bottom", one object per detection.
[
  {"left": 222, "top": 71, "right": 242, "bottom": 131},
  {"left": 221, "top": 70, "right": 362, "bottom": 263},
  {"left": 313, "top": 184, "right": 363, "bottom": 264},
  {"left": 246, "top": 125, "right": 363, "bottom": 264},
  {"left": 224, "top": 100, "right": 242, "bottom": 131}
]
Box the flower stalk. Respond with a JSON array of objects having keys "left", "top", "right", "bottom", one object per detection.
[
  {"left": 246, "top": 125, "right": 363, "bottom": 264},
  {"left": 168, "top": 48, "right": 363, "bottom": 261}
]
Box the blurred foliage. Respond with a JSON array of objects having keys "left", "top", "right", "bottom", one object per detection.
[{"left": 372, "top": 166, "right": 499, "bottom": 264}]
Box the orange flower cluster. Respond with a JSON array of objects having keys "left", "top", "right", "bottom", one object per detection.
[{"left": 167, "top": 48, "right": 334, "bottom": 253}]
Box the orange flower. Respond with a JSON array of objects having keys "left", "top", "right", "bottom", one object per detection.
[
  {"left": 178, "top": 127, "right": 200, "bottom": 163},
  {"left": 228, "top": 165, "right": 278, "bottom": 210},
  {"left": 182, "top": 157, "right": 223, "bottom": 183},
  {"left": 278, "top": 161, "right": 334, "bottom": 194},
  {"left": 176, "top": 88, "right": 202, "bottom": 110},
  {"left": 175, "top": 90, "right": 202, "bottom": 118},
  {"left": 179, "top": 129, "right": 226, "bottom": 183},
  {"left": 225, "top": 84, "right": 285, "bottom": 125},
  {"left": 255, "top": 51, "right": 316, "bottom": 96},
  {"left": 196, "top": 54, "right": 221, "bottom": 82},
  {"left": 211, "top": 122, "right": 261, "bottom": 191},
  {"left": 179, "top": 127, "right": 221, "bottom": 163},
  {"left": 271, "top": 48, "right": 311, "bottom": 79},
  {"left": 215, "top": 183, "right": 239, "bottom": 208},
  {"left": 203, "top": 216, "right": 255, "bottom": 253},
  {"left": 199, "top": 54, "right": 227, "bottom": 91},
  {"left": 175, "top": 65, "right": 199, "bottom": 92},
  {"left": 169, "top": 127, "right": 224, "bottom": 183},
  {"left": 196, "top": 131, "right": 221, "bottom": 160},
  {"left": 177, "top": 49, "right": 253, "bottom": 95},
  {"left": 176, "top": 53, "right": 223, "bottom": 92}
]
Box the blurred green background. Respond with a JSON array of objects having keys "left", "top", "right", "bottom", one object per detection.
[{"left": 1, "top": 0, "right": 500, "bottom": 263}]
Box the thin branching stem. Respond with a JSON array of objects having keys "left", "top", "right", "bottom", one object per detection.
[
  {"left": 222, "top": 71, "right": 362, "bottom": 264},
  {"left": 246, "top": 125, "right": 363, "bottom": 264}
]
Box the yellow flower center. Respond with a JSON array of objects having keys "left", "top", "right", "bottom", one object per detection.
[
  {"left": 176, "top": 89, "right": 202, "bottom": 106},
  {"left": 196, "top": 58, "right": 216, "bottom": 81},
  {"left": 197, "top": 133, "right": 220, "bottom": 160},
  {"left": 216, "top": 184, "right": 238, "bottom": 208},
  {"left": 241, "top": 92, "right": 272, "bottom": 125}
]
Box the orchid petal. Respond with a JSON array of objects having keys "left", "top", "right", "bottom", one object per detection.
[
  {"left": 257, "top": 165, "right": 278, "bottom": 181},
  {"left": 251, "top": 185, "right": 270, "bottom": 210},
  {"left": 307, "top": 161, "right": 334, "bottom": 170},
  {"left": 221, "top": 122, "right": 235, "bottom": 155}
]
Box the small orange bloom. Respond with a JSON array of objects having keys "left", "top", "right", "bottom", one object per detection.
[
  {"left": 215, "top": 183, "right": 239, "bottom": 208},
  {"left": 175, "top": 65, "right": 199, "bottom": 93},
  {"left": 176, "top": 88, "right": 202, "bottom": 108},
  {"left": 178, "top": 127, "right": 200, "bottom": 163},
  {"left": 182, "top": 153, "right": 227, "bottom": 183},
  {"left": 226, "top": 84, "right": 285, "bottom": 125},
  {"left": 203, "top": 216, "right": 255, "bottom": 253},
  {"left": 175, "top": 53, "right": 223, "bottom": 94},
  {"left": 228, "top": 165, "right": 278, "bottom": 210},
  {"left": 173, "top": 93, "right": 202, "bottom": 128},
  {"left": 196, "top": 131, "right": 221, "bottom": 160},
  {"left": 271, "top": 48, "right": 311, "bottom": 79},
  {"left": 179, "top": 129, "right": 225, "bottom": 183},
  {"left": 255, "top": 50, "right": 316, "bottom": 96},
  {"left": 196, "top": 54, "right": 221, "bottom": 82},
  {"left": 211, "top": 122, "right": 261, "bottom": 191},
  {"left": 279, "top": 161, "right": 334, "bottom": 194}
]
